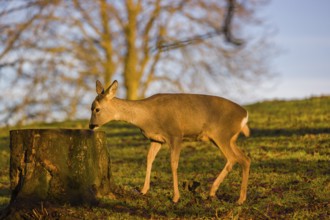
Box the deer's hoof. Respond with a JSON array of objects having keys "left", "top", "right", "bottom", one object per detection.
[
  {"left": 236, "top": 198, "right": 245, "bottom": 205},
  {"left": 208, "top": 195, "right": 216, "bottom": 201},
  {"left": 140, "top": 187, "right": 149, "bottom": 195},
  {"left": 172, "top": 196, "right": 180, "bottom": 203}
]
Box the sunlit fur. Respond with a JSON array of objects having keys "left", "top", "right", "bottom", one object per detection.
[{"left": 89, "top": 80, "right": 251, "bottom": 204}]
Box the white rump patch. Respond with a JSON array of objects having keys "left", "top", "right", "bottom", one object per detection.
[{"left": 241, "top": 113, "right": 248, "bottom": 128}]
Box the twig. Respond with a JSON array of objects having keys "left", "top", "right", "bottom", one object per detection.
[{"left": 153, "top": 0, "right": 244, "bottom": 52}]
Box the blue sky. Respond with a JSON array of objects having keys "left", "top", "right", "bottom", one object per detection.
[{"left": 258, "top": 0, "right": 330, "bottom": 100}]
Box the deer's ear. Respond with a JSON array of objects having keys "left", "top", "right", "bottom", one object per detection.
[
  {"left": 96, "top": 80, "right": 104, "bottom": 95},
  {"left": 105, "top": 80, "right": 118, "bottom": 99}
]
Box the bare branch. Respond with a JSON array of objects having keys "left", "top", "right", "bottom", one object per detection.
[
  {"left": 222, "top": 0, "right": 244, "bottom": 46},
  {"left": 0, "top": 13, "right": 40, "bottom": 60},
  {"left": 153, "top": 0, "right": 244, "bottom": 52}
]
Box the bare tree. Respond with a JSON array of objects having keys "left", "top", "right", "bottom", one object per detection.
[{"left": 0, "top": 0, "right": 273, "bottom": 125}]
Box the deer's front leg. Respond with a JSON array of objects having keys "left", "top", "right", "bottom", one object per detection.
[{"left": 141, "top": 142, "right": 161, "bottom": 195}]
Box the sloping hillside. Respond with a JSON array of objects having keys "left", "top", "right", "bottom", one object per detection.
[{"left": 0, "top": 96, "right": 329, "bottom": 219}]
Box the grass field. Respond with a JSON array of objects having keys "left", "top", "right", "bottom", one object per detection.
[{"left": 0, "top": 96, "right": 329, "bottom": 219}]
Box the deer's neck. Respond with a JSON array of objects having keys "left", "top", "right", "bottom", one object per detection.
[{"left": 112, "top": 98, "right": 146, "bottom": 127}]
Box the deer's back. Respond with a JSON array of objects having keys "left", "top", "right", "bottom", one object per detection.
[{"left": 140, "top": 94, "right": 247, "bottom": 138}]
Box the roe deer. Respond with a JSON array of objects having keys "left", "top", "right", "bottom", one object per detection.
[{"left": 89, "top": 80, "right": 251, "bottom": 204}]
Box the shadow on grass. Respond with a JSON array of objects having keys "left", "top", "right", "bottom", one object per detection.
[
  {"left": 106, "top": 130, "right": 142, "bottom": 138},
  {"left": 0, "top": 136, "right": 9, "bottom": 151},
  {"left": 100, "top": 186, "right": 154, "bottom": 218},
  {"left": 104, "top": 185, "right": 229, "bottom": 219},
  {"left": 0, "top": 186, "right": 10, "bottom": 211},
  {"left": 251, "top": 127, "right": 330, "bottom": 137},
  {"left": 0, "top": 189, "right": 10, "bottom": 199},
  {"left": 252, "top": 157, "right": 329, "bottom": 176}
]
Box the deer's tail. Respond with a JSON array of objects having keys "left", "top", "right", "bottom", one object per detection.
[
  {"left": 241, "top": 124, "right": 250, "bottom": 137},
  {"left": 240, "top": 112, "right": 250, "bottom": 137}
]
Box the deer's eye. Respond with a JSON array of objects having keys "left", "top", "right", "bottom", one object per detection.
[{"left": 95, "top": 108, "right": 100, "bottom": 113}]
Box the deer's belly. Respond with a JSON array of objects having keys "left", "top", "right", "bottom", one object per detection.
[{"left": 140, "top": 130, "right": 166, "bottom": 143}]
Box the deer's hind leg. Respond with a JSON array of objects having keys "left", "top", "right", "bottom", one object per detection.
[
  {"left": 231, "top": 133, "right": 250, "bottom": 204},
  {"left": 209, "top": 135, "right": 237, "bottom": 198},
  {"left": 209, "top": 133, "right": 250, "bottom": 204}
]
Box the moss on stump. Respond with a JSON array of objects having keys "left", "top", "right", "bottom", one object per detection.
[{"left": 8, "top": 129, "right": 112, "bottom": 207}]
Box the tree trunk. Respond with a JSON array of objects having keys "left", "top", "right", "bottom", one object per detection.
[
  {"left": 8, "top": 129, "right": 112, "bottom": 207},
  {"left": 125, "top": 78, "right": 140, "bottom": 100},
  {"left": 123, "top": 0, "right": 140, "bottom": 100}
]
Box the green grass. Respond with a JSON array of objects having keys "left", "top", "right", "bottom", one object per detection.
[{"left": 0, "top": 96, "right": 329, "bottom": 219}]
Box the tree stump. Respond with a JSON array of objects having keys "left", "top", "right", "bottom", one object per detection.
[{"left": 8, "top": 129, "right": 112, "bottom": 207}]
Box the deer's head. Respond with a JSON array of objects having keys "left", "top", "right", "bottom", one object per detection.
[{"left": 89, "top": 80, "right": 118, "bottom": 130}]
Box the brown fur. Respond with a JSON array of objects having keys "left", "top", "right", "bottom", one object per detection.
[{"left": 89, "top": 80, "right": 251, "bottom": 204}]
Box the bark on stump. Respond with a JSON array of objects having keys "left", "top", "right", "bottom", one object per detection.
[{"left": 8, "top": 129, "right": 112, "bottom": 207}]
